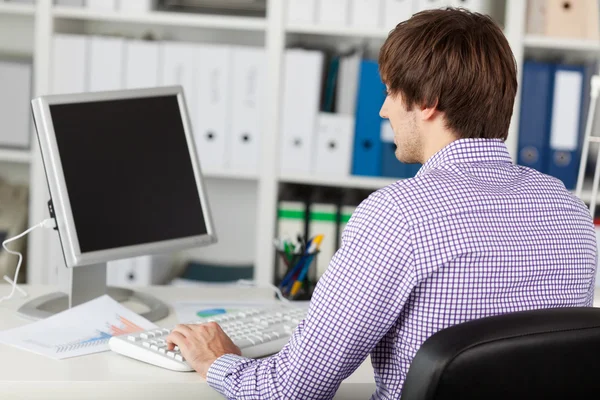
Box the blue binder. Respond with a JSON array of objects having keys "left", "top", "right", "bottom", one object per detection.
[
  {"left": 546, "top": 64, "right": 586, "bottom": 190},
  {"left": 517, "top": 60, "right": 555, "bottom": 173},
  {"left": 351, "top": 60, "right": 386, "bottom": 177},
  {"left": 381, "top": 141, "right": 407, "bottom": 178}
]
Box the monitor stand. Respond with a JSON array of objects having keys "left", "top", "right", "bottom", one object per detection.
[{"left": 16, "top": 262, "right": 170, "bottom": 322}]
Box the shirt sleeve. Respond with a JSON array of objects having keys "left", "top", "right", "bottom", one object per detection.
[{"left": 206, "top": 190, "right": 417, "bottom": 399}]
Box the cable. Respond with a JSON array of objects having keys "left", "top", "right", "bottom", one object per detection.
[
  {"left": 0, "top": 218, "right": 55, "bottom": 303},
  {"left": 236, "top": 279, "right": 291, "bottom": 305}
]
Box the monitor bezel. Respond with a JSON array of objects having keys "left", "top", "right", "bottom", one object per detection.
[{"left": 31, "top": 86, "right": 217, "bottom": 268}]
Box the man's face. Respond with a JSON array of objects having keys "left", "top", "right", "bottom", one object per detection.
[{"left": 379, "top": 88, "right": 422, "bottom": 164}]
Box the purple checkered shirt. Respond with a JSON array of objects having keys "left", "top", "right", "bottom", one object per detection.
[{"left": 207, "top": 138, "right": 597, "bottom": 399}]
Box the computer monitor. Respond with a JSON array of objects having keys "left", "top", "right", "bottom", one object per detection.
[{"left": 20, "top": 86, "right": 217, "bottom": 321}]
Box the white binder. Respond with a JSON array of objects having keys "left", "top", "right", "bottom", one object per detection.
[
  {"left": 51, "top": 34, "right": 88, "bottom": 95},
  {"left": 286, "top": 0, "right": 317, "bottom": 24},
  {"left": 317, "top": 0, "right": 349, "bottom": 26},
  {"left": 55, "top": 0, "right": 85, "bottom": 6},
  {"left": 308, "top": 203, "right": 338, "bottom": 279},
  {"left": 313, "top": 113, "right": 355, "bottom": 177},
  {"left": 416, "top": 0, "right": 450, "bottom": 12},
  {"left": 280, "top": 49, "right": 324, "bottom": 175},
  {"left": 0, "top": 61, "right": 31, "bottom": 148},
  {"left": 160, "top": 42, "right": 198, "bottom": 131},
  {"left": 336, "top": 51, "right": 362, "bottom": 115},
  {"left": 383, "top": 0, "right": 415, "bottom": 30},
  {"left": 124, "top": 40, "right": 159, "bottom": 90},
  {"left": 230, "top": 46, "right": 266, "bottom": 175},
  {"left": 193, "top": 45, "right": 232, "bottom": 172},
  {"left": 119, "top": 0, "right": 154, "bottom": 12},
  {"left": 107, "top": 255, "right": 172, "bottom": 287},
  {"left": 449, "top": 0, "right": 493, "bottom": 14},
  {"left": 350, "top": 0, "right": 383, "bottom": 29},
  {"left": 86, "top": 0, "right": 117, "bottom": 11},
  {"left": 550, "top": 69, "right": 583, "bottom": 155},
  {"left": 88, "top": 36, "right": 125, "bottom": 92}
]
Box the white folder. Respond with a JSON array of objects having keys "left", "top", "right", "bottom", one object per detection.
[
  {"left": 336, "top": 51, "right": 362, "bottom": 115},
  {"left": 86, "top": 0, "right": 117, "bottom": 11},
  {"left": 317, "top": 0, "right": 349, "bottom": 26},
  {"left": 549, "top": 69, "right": 583, "bottom": 154},
  {"left": 416, "top": 0, "right": 450, "bottom": 12},
  {"left": 193, "top": 45, "right": 232, "bottom": 172},
  {"left": 88, "top": 36, "right": 125, "bottom": 92},
  {"left": 51, "top": 34, "right": 88, "bottom": 95},
  {"left": 107, "top": 258, "right": 136, "bottom": 287},
  {"left": 119, "top": 0, "right": 154, "bottom": 12},
  {"left": 308, "top": 203, "right": 338, "bottom": 279},
  {"left": 277, "top": 201, "right": 307, "bottom": 280},
  {"left": 313, "top": 113, "right": 355, "bottom": 177},
  {"left": 124, "top": 39, "right": 159, "bottom": 90},
  {"left": 526, "top": 0, "right": 546, "bottom": 35},
  {"left": 286, "top": 0, "right": 317, "bottom": 24},
  {"left": 350, "top": 0, "right": 383, "bottom": 29},
  {"left": 230, "top": 46, "right": 266, "bottom": 175},
  {"left": 280, "top": 49, "right": 324, "bottom": 175},
  {"left": 0, "top": 61, "right": 31, "bottom": 148},
  {"left": 160, "top": 42, "right": 198, "bottom": 131},
  {"left": 55, "top": 0, "right": 85, "bottom": 6},
  {"left": 383, "top": 0, "right": 415, "bottom": 30},
  {"left": 449, "top": 0, "right": 493, "bottom": 14}
]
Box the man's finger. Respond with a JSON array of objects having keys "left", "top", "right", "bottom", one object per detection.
[
  {"left": 171, "top": 324, "right": 194, "bottom": 338},
  {"left": 166, "top": 330, "right": 186, "bottom": 350}
]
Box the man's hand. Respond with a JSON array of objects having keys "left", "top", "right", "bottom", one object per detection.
[{"left": 166, "top": 322, "right": 241, "bottom": 378}]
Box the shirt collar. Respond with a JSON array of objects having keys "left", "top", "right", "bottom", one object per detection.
[{"left": 417, "top": 138, "right": 513, "bottom": 176}]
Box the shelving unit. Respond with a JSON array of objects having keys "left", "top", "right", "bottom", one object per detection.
[
  {"left": 0, "top": 148, "right": 32, "bottom": 164},
  {"left": 280, "top": 174, "right": 397, "bottom": 191},
  {"left": 286, "top": 23, "right": 389, "bottom": 39},
  {"left": 524, "top": 35, "right": 600, "bottom": 53},
  {"left": 1, "top": 0, "right": 594, "bottom": 288},
  {"left": 52, "top": 6, "right": 266, "bottom": 31},
  {"left": 0, "top": 2, "right": 35, "bottom": 16}
]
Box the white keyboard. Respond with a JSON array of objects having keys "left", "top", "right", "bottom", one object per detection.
[{"left": 108, "top": 305, "right": 307, "bottom": 372}]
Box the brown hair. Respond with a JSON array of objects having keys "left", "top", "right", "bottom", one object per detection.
[{"left": 379, "top": 8, "right": 517, "bottom": 140}]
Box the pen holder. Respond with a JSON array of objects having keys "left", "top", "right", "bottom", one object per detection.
[{"left": 276, "top": 250, "right": 319, "bottom": 301}]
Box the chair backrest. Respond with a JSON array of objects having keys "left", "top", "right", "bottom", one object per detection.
[{"left": 400, "top": 307, "right": 600, "bottom": 400}]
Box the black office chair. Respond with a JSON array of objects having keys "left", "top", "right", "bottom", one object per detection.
[{"left": 401, "top": 307, "right": 600, "bottom": 399}]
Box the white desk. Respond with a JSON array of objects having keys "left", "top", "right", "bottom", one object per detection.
[{"left": 0, "top": 285, "right": 377, "bottom": 400}]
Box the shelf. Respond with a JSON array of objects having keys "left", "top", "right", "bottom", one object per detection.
[
  {"left": 203, "top": 169, "right": 258, "bottom": 181},
  {"left": 52, "top": 6, "right": 266, "bottom": 31},
  {"left": 280, "top": 174, "right": 398, "bottom": 190},
  {"left": 524, "top": 35, "right": 600, "bottom": 53},
  {"left": 0, "top": 2, "right": 35, "bottom": 16},
  {"left": 0, "top": 148, "right": 31, "bottom": 163},
  {"left": 286, "top": 24, "right": 390, "bottom": 39}
]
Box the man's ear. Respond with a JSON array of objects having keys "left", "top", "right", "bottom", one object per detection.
[{"left": 420, "top": 99, "right": 438, "bottom": 121}]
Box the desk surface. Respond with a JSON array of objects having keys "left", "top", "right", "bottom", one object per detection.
[
  {"left": 2, "top": 286, "right": 600, "bottom": 400},
  {"left": 0, "top": 285, "right": 377, "bottom": 400}
]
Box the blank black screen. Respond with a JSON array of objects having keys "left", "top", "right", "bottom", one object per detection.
[{"left": 49, "top": 95, "right": 207, "bottom": 253}]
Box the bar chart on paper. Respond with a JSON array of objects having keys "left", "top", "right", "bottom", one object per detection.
[{"left": 0, "top": 295, "right": 157, "bottom": 359}]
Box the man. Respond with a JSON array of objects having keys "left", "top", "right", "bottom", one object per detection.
[{"left": 166, "top": 8, "right": 597, "bottom": 399}]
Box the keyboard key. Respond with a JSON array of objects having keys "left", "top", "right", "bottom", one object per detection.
[
  {"left": 167, "top": 351, "right": 175, "bottom": 358},
  {"left": 140, "top": 333, "right": 149, "bottom": 339},
  {"left": 142, "top": 342, "right": 150, "bottom": 348},
  {"left": 159, "top": 348, "right": 166, "bottom": 354},
  {"left": 151, "top": 345, "right": 158, "bottom": 351},
  {"left": 127, "top": 336, "right": 138, "bottom": 342},
  {"left": 153, "top": 330, "right": 164, "bottom": 337},
  {"left": 174, "top": 346, "right": 180, "bottom": 352},
  {"left": 175, "top": 355, "right": 184, "bottom": 362}
]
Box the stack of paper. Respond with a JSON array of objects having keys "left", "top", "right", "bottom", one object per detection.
[{"left": 0, "top": 295, "right": 156, "bottom": 359}]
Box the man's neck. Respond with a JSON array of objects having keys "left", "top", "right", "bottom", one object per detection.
[{"left": 421, "top": 133, "right": 458, "bottom": 164}]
